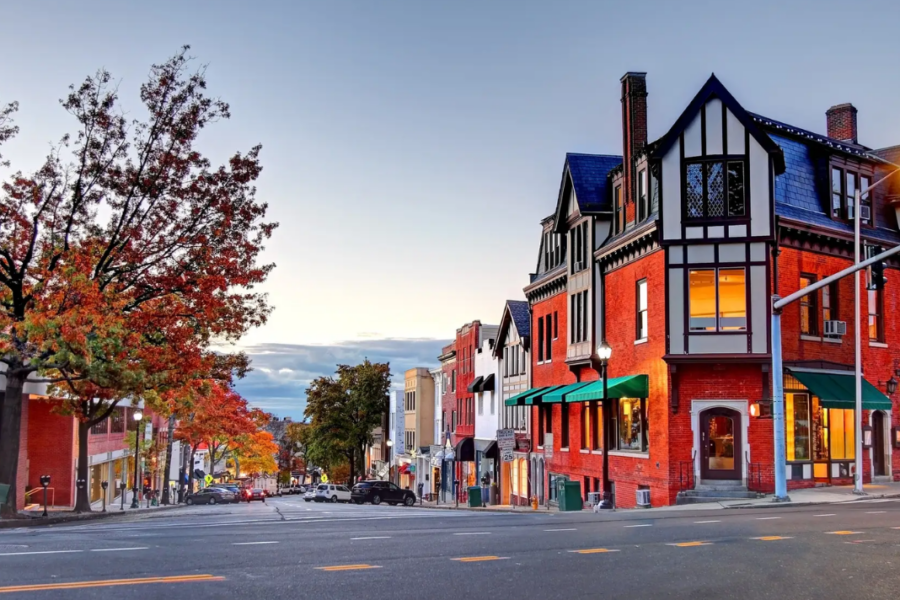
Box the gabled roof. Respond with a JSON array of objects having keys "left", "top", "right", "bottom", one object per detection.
[
  {"left": 652, "top": 74, "right": 785, "bottom": 175},
  {"left": 551, "top": 153, "right": 622, "bottom": 233},
  {"left": 493, "top": 300, "right": 530, "bottom": 358}
]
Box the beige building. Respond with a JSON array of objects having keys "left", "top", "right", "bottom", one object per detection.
[{"left": 400, "top": 368, "right": 435, "bottom": 490}]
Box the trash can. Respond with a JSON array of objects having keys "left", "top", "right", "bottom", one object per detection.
[
  {"left": 467, "top": 486, "right": 482, "bottom": 507},
  {"left": 0, "top": 483, "right": 9, "bottom": 506},
  {"left": 558, "top": 480, "right": 583, "bottom": 512}
]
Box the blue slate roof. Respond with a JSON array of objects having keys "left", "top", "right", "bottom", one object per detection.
[
  {"left": 566, "top": 153, "right": 622, "bottom": 212},
  {"left": 507, "top": 300, "right": 530, "bottom": 339},
  {"left": 751, "top": 113, "right": 871, "bottom": 157},
  {"left": 770, "top": 133, "right": 900, "bottom": 244}
]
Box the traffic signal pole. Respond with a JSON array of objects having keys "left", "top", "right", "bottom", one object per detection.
[{"left": 771, "top": 168, "right": 899, "bottom": 501}]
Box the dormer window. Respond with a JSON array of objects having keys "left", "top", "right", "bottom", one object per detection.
[
  {"left": 614, "top": 185, "right": 624, "bottom": 234},
  {"left": 830, "top": 162, "right": 873, "bottom": 225},
  {"left": 685, "top": 159, "right": 746, "bottom": 221},
  {"left": 570, "top": 221, "right": 589, "bottom": 274}
]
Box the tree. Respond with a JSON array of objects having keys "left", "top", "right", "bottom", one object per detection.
[
  {"left": 303, "top": 360, "right": 391, "bottom": 484},
  {"left": 232, "top": 430, "right": 279, "bottom": 476},
  {"left": 0, "top": 47, "right": 275, "bottom": 515}
]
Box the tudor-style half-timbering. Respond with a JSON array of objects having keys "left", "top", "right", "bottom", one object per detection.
[{"left": 653, "top": 75, "right": 785, "bottom": 357}]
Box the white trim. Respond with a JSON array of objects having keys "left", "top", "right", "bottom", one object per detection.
[
  {"left": 787, "top": 367, "right": 856, "bottom": 377},
  {"left": 691, "top": 399, "right": 749, "bottom": 484},
  {"left": 800, "top": 335, "right": 822, "bottom": 342},
  {"left": 608, "top": 450, "right": 650, "bottom": 460},
  {"left": 634, "top": 338, "right": 648, "bottom": 346},
  {"left": 868, "top": 409, "right": 892, "bottom": 481},
  {"left": 869, "top": 341, "right": 889, "bottom": 348}
]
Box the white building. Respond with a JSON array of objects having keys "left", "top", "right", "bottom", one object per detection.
[{"left": 472, "top": 324, "right": 500, "bottom": 495}]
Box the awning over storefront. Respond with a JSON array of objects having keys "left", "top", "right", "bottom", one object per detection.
[
  {"left": 525, "top": 385, "right": 566, "bottom": 404},
  {"left": 474, "top": 439, "right": 493, "bottom": 454},
  {"left": 480, "top": 374, "right": 495, "bottom": 392},
  {"left": 504, "top": 387, "right": 541, "bottom": 406},
  {"left": 467, "top": 376, "right": 484, "bottom": 393},
  {"left": 503, "top": 385, "right": 565, "bottom": 406},
  {"left": 566, "top": 374, "right": 650, "bottom": 402},
  {"left": 455, "top": 437, "right": 475, "bottom": 462},
  {"left": 542, "top": 382, "right": 592, "bottom": 403},
  {"left": 787, "top": 369, "right": 892, "bottom": 411}
]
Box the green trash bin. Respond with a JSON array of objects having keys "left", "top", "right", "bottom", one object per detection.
[
  {"left": 558, "top": 480, "right": 583, "bottom": 512},
  {"left": 467, "top": 486, "right": 482, "bottom": 507},
  {"left": 0, "top": 483, "right": 9, "bottom": 507}
]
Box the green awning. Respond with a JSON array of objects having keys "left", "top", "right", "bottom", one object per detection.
[
  {"left": 542, "top": 382, "right": 593, "bottom": 403},
  {"left": 504, "top": 386, "right": 550, "bottom": 407},
  {"left": 526, "top": 385, "right": 568, "bottom": 404},
  {"left": 787, "top": 370, "right": 892, "bottom": 411},
  {"left": 565, "top": 374, "right": 650, "bottom": 403}
]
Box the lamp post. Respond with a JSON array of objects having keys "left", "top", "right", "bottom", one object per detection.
[
  {"left": 130, "top": 409, "right": 143, "bottom": 509},
  {"left": 596, "top": 341, "right": 613, "bottom": 510},
  {"left": 385, "top": 439, "right": 393, "bottom": 484}
]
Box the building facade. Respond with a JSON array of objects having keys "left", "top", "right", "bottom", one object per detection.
[
  {"left": 473, "top": 324, "right": 499, "bottom": 500},
  {"left": 504, "top": 72, "right": 900, "bottom": 509},
  {"left": 402, "top": 367, "right": 435, "bottom": 493},
  {"left": 437, "top": 342, "right": 457, "bottom": 499}
]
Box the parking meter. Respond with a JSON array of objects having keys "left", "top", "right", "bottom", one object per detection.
[
  {"left": 100, "top": 481, "right": 109, "bottom": 512},
  {"left": 119, "top": 481, "right": 127, "bottom": 511},
  {"left": 39, "top": 475, "right": 51, "bottom": 517}
]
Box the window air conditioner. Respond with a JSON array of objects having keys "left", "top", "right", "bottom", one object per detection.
[
  {"left": 824, "top": 320, "right": 847, "bottom": 336},
  {"left": 636, "top": 488, "right": 651, "bottom": 507},
  {"left": 859, "top": 205, "right": 871, "bottom": 221}
]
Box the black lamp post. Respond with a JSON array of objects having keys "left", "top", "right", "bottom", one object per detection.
[
  {"left": 119, "top": 482, "right": 127, "bottom": 511},
  {"left": 597, "top": 341, "right": 614, "bottom": 510},
  {"left": 130, "top": 409, "right": 143, "bottom": 509},
  {"left": 100, "top": 481, "right": 108, "bottom": 513},
  {"left": 39, "top": 475, "right": 51, "bottom": 517}
]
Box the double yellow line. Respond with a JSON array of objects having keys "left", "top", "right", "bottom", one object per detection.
[{"left": 0, "top": 574, "right": 224, "bottom": 594}]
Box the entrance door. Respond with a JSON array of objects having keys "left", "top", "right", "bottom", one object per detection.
[
  {"left": 873, "top": 411, "right": 887, "bottom": 477},
  {"left": 700, "top": 408, "right": 742, "bottom": 480}
]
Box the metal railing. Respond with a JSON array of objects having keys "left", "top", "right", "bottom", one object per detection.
[
  {"left": 678, "top": 460, "right": 694, "bottom": 492},
  {"left": 25, "top": 487, "right": 54, "bottom": 507},
  {"left": 747, "top": 459, "right": 764, "bottom": 493}
]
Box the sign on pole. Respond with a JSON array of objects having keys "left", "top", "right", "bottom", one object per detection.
[{"left": 497, "top": 428, "right": 515, "bottom": 463}]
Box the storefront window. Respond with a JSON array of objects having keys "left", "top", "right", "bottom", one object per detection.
[
  {"left": 786, "top": 393, "right": 811, "bottom": 461},
  {"left": 784, "top": 385, "right": 855, "bottom": 464},
  {"left": 615, "top": 398, "right": 646, "bottom": 452},
  {"left": 829, "top": 409, "right": 855, "bottom": 460}
]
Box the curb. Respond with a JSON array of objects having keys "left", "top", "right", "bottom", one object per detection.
[
  {"left": 414, "top": 503, "right": 560, "bottom": 514},
  {"left": 0, "top": 504, "right": 184, "bottom": 529},
  {"left": 721, "top": 491, "right": 900, "bottom": 510}
]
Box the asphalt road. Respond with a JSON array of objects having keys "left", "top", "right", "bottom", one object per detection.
[{"left": 1, "top": 496, "right": 900, "bottom": 599}]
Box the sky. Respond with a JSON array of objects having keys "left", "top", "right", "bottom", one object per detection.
[{"left": 2, "top": 0, "right": 899, "bottom": 419}]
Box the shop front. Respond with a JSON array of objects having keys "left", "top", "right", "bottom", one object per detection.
[
  {"left": 783, "top": 368, "right": 892, "bottom": 485},
  {"left": 454, "top": 437, "right": 475, "bottom": 502}
]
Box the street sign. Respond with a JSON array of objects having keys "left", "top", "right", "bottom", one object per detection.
[
  {"left": 497, "top": 428, "right": 515, "bottom": 463},
  {"left": 204, "top": 474, "right": 213, "bottom": 485},
  {"left": 321, "top": 473, "right": 329, "bottom": 483}
]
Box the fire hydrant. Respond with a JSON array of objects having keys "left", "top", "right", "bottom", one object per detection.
[{"left": 531, "top": 496, "right": 538, "bottom": 510}]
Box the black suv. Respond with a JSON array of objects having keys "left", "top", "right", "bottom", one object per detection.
[{"left": 351, "top": 481, "right": 416, "bottom": 506}]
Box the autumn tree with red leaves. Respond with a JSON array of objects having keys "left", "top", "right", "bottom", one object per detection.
[{"left": 0, "top": 47, "right": 276, "bottom": 515}]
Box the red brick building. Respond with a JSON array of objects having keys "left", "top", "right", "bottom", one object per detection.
[{"left": 506, "top": 72, "right": 900, "bottom": 508}]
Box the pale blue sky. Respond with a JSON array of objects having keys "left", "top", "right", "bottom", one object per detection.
[{"left": 2, "top": 0, "right": 898, "bottom": 417}]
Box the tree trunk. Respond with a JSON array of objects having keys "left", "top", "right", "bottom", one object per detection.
[
  {"left": 160, "top": 414, "right": 176, "bottom": 505},
  {"left": 73, "top": 421, "right": 93, "bottom": 512},
  {"left": 188, "top": 447, "right": 197, "bottom": 494},
  {"left": 0, "top": 372, "right": 26, "bottom": 516}
]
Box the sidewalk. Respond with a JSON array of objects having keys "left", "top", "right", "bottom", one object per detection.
[
  {"left": 1, "top": 493, "right": 184, "bottom": 529},
  {"left": 414, "top": 481, "right": 900, "bottom": 514}
]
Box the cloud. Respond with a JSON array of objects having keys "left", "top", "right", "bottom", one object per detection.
[{"left": 231, "top": 338, "right": 450, "bottom": 420}]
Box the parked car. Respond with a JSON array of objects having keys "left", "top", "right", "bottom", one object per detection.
[
  {"left": 351, "top": 481, "right": 416, "bottom": 506},
  {"left": 314, "top": 484, "right": 351, "bottom": 503},
  {"left": 303, "top": 489, "right": 316, "bottom": 502},
  {"left": 185, "top": 488, "right": 234, "bottom": 506},
  {"left": 242, "top": 488, "right": 267, "bottom": 502},
  {"left": 209, "top": 485, "right": 242, "bottom": 503}
]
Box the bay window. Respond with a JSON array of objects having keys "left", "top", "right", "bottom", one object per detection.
[
  {"left": 685, "top": 159, "right": 745, "bottom": 220},
  {"left": 688, "top": 268, "right": 747, "bottom": 332}
]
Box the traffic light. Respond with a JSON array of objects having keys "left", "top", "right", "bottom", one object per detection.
[{"left": 867, "top": 245, "right": 887, "bottom": 290}]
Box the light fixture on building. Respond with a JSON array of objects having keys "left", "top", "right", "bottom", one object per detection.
[
  {"left": 750, "top": 403, "right": 761, "bottom": 417},
  {"left": 887, "top": 376, "right": 898, "bottom": 395}
]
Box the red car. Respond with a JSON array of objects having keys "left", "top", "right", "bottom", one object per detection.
[{"left": 243, "top": 488, "right": 266, "bottom": 502}]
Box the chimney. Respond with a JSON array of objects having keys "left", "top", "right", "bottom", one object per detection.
[
  {"left": 826, "top": 103, "right": 858, "bottom": 144},
  {"left": 621, "top": 72, "right": 648, "bottom": 207}
]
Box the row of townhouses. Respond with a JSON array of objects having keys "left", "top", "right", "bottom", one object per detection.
[{"left": 383, "top": 71, "right": 900, "bottom": 509}]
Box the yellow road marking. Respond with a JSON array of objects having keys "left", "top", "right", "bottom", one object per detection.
[
  {"left": 668, "top": 541, "right": 711, "bottom": 547},
  {"left": 753, "top": 536, "right": 793, "bottom": 541},
  {"left": 568, "top": 548, "right": 620, "bottom": 554},
  {"left": 0, "top": 574, "right": 222, "bottom": 594},
  {"left": 315, "top": 564, "right": 381, "bottom": 572},
  {"left": 452, "top": 556, "right": 509, "bottom": 562},
  {"left": 826, "top": 531, "right": 862, "bottom": 535}
]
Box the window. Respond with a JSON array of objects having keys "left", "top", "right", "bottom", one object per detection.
[
  {"left": 829, "top": 408, "right": 855, "bottom": 460},
  {"left": 846, "top": 171, "right": 857, "bottom": 219},
  {"left": 110, "top": 407, "right": 125, "bottom": 434},
  {"left": 799, "top": 275, "right": 818, "bottom": 336},
  {"left": 822, "top": 281, "right": 839, "bottom": 337},
  {"left": 537, "top": 316, "right": 545, "bottom": 363},
  {"left": 553, "top": 311, "right": 558, "bottom": 339},
  {"left": 594, "top": 403, "right": 603, "bottom": 451},
  {"left": 608, "top": 398, "right": 648, "bottom": 452},
  {"left": 451, "top": 370, "right": 456, "bottom": 392},
  {"left": 582, "top": 291, "right": 589, "bottom": 341},
  {"left": 503, "top": 348, "right": 508, "bottom": 377},
  {"left": 614, "top": 185, "right": 624, "bottom": 234},
  {"left": 478, "top": 393, "right": 483, "bottom": 415},
  {"left": 860, "top": 175, "right": 871, "bottom": 224},
  {"left": 571, "top": 291, "right": 589, "bottom": 343},
  {"left": 570, "top": 222, "right": 589, "bottom": 272},
  {"left": 831, "top": 165, "right": 873, "bottom": 223},
  {"left": 637, "top": 169, "right": 648, "bottom": 222},
  {"left": 452, "top": 410, "right": 457, "bottom": 432},
  {"left": 636, "top": 279, "right": 648, "bottom": 340},
  {"left": 688, "top": 268, "right": 746, "bottom": 332},
  {"left": 831, "top": 167, "right": 843, "bottom": 218},
  {"left": 685, "top": 159, "right": 745, "bottom": 219},
  {"left": 545, "top": 314, "right": 552, "bottom": 361},
  {"left": 581, "top": 403, "right": 592, "bottom": 449},
  {"left": 90, "top": 419, "right": 108, "bottom": 435},
  {"left": 561, "top": 403, "right": 569, "bottom": 448},
  {"left": 786, "top": 393, "right": 811, "bottom": 461},
  {"left": 868, "top": 288, "right": 884, "bottom": 342}
]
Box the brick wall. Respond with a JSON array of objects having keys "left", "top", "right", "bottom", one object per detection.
[
  {"left": 26, "top": 398, "right": 76, "bottom": 507},
  {"left": 530, "top": 291, "right": 574, "bottom": 451},
  {"left": 455, "top": 323, "right": 480, "bottom": 439}
]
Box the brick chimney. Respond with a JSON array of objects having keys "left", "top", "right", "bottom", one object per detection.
[
  {"left": 826, "top": 103, "right": 858, "bottom": 144},
  {"left": 621, "top": 72, "right": 648, "bottom": 206}
]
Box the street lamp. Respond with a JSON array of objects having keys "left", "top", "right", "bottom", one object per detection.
[
  {"left": 596, "top": 341, "right": 613, "bottom": 510},
  {"left": 386, "top": 439, "right": 394, "bottom": 484},
  {"left": 130, "top": 409, "right": 143, "bottom": 509}
]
